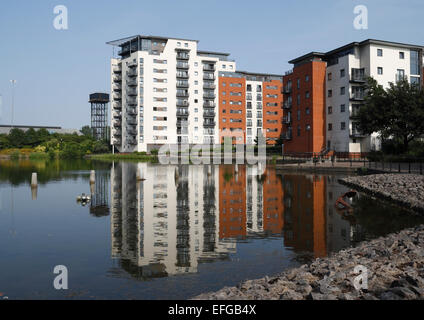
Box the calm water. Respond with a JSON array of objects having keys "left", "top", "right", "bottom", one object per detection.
[{"left": 0, "top": 159, "right": 423, "bottom": 300}]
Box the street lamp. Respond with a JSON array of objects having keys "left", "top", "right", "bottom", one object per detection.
[{"left": 10, "top": 80, "right": 17, "bottom": 128}]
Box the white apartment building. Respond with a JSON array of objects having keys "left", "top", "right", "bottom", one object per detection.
[
  {"left": 107, "top": 35, "right": 236, "bottom": 152},
  {"left": 325, "top": 39, "right": 424, "bottom": 153}
]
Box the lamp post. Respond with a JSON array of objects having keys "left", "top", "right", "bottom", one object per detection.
[{"left": 10, "top": 80, "right": 17, "bottom": 128}]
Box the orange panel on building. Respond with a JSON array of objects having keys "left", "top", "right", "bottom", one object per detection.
[
  {"left": 263, "top": 80, "right": 284, "bottom": 145},
  {"left": 218, "top": 76, "right": 246, "bottom": 144},
  {"left": 262, "top": 167, "right": 284, "bottom": 234},
  {"left": 282, "top": 58, "right": 326, "bottom": 154}
]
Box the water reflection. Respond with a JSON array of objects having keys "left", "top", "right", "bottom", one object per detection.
[{"left": 108, "top": 163, "right": 375, "bottom": 280}]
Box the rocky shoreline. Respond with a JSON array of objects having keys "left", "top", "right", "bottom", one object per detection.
[
  {"left": 339, "top": 174, "right": 424, "bottom": 214},
  {"left": 193, "top": 174, "right": 424, "bottom": 300},
  {"left": 193, "top": 225, "right": 424, "bottom": 300}
]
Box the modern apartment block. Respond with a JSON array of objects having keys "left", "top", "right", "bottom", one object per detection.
[
  {"left": 282, "top": 39, "right": 424, "bottom": 155},
  {"left": 107, "top": 35, "right": 283, "bottom": 152}
]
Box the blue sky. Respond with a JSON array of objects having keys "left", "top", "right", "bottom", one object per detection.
[{"left": 0, "top": 0, "right": 423, "bottom": 129}]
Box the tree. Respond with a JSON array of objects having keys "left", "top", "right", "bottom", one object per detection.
[
  {"left": 80, "top": 125, "right": 92, "bottom": 137},
  {"left": 357, "top": 77, "right": 424, "bottom": 153},
  {"left": 8, "top": 128, "right": 26, "bottom": 148}
]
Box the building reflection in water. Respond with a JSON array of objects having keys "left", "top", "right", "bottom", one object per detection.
[{"left": 110, "top": 163, "right": 356, "bottom": 280}]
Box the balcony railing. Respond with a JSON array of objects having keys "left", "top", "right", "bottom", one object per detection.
[
  {"left": 203, "top": 92, "right": 216, "bottom": 99},
  {"left": 177, "top": 91, "right": 189, "bottom": 97},
  {"left": 176, "top": 81, "right": 189, "bottom": 88},
  {"left": 113, "top": 94, "right": 122, "bottom": 100},
  {"left": 203, "top": 121, "right": 216, "bottom": 127},
  {"left": 282, "top": 116, "right": 292, "bottom": 124},
  {"left": 127, "top": 69, "right": 137, "bottom": 77},
  {"left": 113, "top": 111, "right": 121, "bottom": 118},
  {"left": 203, "top": 73, "right": 215, "bottom": 80},
  {"left": 176, "top": 52, "right": 189, "bottom": 60},
  {"left": 113, "top": 84, "right": 122, "bottom": 91},
  {"left": 126, "top": 79, "right": 137, "bottom": 87},
  {"left": 350, "top": 92, "right": 365, "bottom": 101},
  {"left": 112, "top": 102, "right": 122, "bottom": 109},
  {"left": 128, "top": 61, "right": 137, "bottom": 68},
  {"left": 176, "top": 109, "right": 189, "bottom": 116},
  {"left": 203, "top": 111, "right": 215, "bottom": 117},
  {"left": 204, "top": 101, "right": 216, "bottom": 108},
  {"left": 203, "top": 82, "right": 216, "bottom": 89},
  {"left": 113, "top": 121, "right": 121, "bottom": 127},
  {"left": 283, "top": 100, "right": 292, "bottom": 109},
  {"left": 283, "top": 85, "right": 292, "bottom": 94},
  {"left": 112, "top": 66, "right": 121, "bottom": 73},
  {"left": 351, "top": 68, "right": 366, "bottom": 82},
  {"left": 127, "top": 88, "right": 137, "bottom": 96},
  {"left": 350, "top": 129, "right": 366, "bottom": 138},
  {"left": 126, "top": 98, "right": 137, "bottom": 106},
  {"left": 113, "top": 76, "right": 122, "bottom": 82},
  {"left": 176, "top": 72, "right": 189, "bottom": 79},
  {"left": 177, "top": 62, "right": 189, "bottom": 69},
  {"left": 177, "top": 100, "right": 189, "bottom": 107},
  {"left": 127, "top": 108, "right": 137, "bottom": 115},
  {"left": 203, "top": 65, "right": 215, "bottom": 71}
]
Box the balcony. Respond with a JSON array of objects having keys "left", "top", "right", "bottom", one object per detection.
[
  {"left": 113, "top": 83, "right": 122, "bottom": 91},
  {"left": 203, "top": 65, "right": 215, "bottom": 71},
  {"left": 126, "top": 98, "right": 137, "bottom": 106},
  {"left": 112, "top": 102, "right": 122, "bottom": 109},
  {"left": 176, "top": 120, "right": 189, "bottom": 126},
  {"left": 113, "top": 75, "right": 122, "bottom": 82},
  {"left": 283, "top": 85, "right": 292, "bottom": 94},
  {"left": 350, "top": 109, "right": 360, "bottom": 118},
  {"left": 113, "top": 129, "right": 121, "bottom": 136},
  {"left": 128, "top": 61, "right": 137, "bottom": 68},
  {"left": 127, "top": 119, "right": 138, "bottom": 126},
  {"left": 176, "top": 52, "right": 189, "bottom": 60},
  {"left": 204, "top": 101, "right": 216, "bottom": 108},
  {"left": 112, "top": 66, "right": 121, "bottom": 73},
  {"left": 127, "top": 108, "right": 137, "bottom": 115},
  {"left": 177, "top": 90, "right": 189, "bottom": 97},
  {"left": 127, "top": 88, "right": 137, "bottom": 96},
  {"left": 281, "top": 132, "right": 292, "bottom": 140},
  {"left": 350, "top": 92, "right": 365, "bottom": 101},
  {"left": 282, "top": 116, "right": 292, "bottom": 124},
  {"left": 203, "top": 111, "right": 215, "bottom": 117},
  {"left": 113, "top": 94, "right": 122, "bottom": 101},
  {"left": 176, "top": 81, "right": 189, "bottom": 88},
  {"left": 177, "top": 100, "right": 189, "bottom": 107},
  {"left": 350, "top": 129, "right": 366, "bottom": 138},
  {"left": 177, "top": 62, "right": 189, "bottom": 69},
  {"left": 350, "top": 68, "right": 366, "bottom": 83},
  {"left": 283, "top": 100, "right": 292, "bottom": 109},
  {"left": 203, "top": 92, "right": 216, "bottom": 99},
  {"left": 113, "top": 120, "right": 121, "bottom": 127},
  {"left": 126, "top": 79, "right": 137, "bottom": 87},
  {"left": 203, "top": 73, "right": 215, "bottom": 80},
  {"left": 203, "top": 121, "right": 216, "bottom": 127},
  {"left": 203, "top": 82, "right": 215, "bottom": 89},
  {"left": 176, "top": 72, "right": 189, "bottom": 79},
  {"left": 176, "top": 109, "right": 189, "bottom": 116},
  {"left": 113, "top": 111, "right": 121, "bottom": 118},
  {"left": 126, "top": 69, "right": 137, "bottom": 77}
]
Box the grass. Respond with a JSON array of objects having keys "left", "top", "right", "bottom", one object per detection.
[{"left": 88, "top": 153, "right": 158, "bottom": 162}]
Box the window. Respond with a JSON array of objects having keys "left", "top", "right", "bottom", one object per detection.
[
  {"left": 377, "top": 49, "right": 383, "bottom": 57},
  {"left": 328, "top": 106, "right": 333, "bottom": 114},
  {"left": 194, "top": 71, "right": 198, "bottom": 76},
  {"left": 306, "top": 107, "right": 310, "bottom": 115},
  {"left": 297, "top": 94, "right": 300, "bottom": 105},
  {"left": 340, "top": 104, "right": 346, "bottom": 113},
  {"left": 305, "top": 91, "right": 310, "bottom": 99},
  {"left": 305, "top": 75, "right": 309, "bottom": 82},
  {"left": 328, "top": 73, "right": 332, "bottom": 81},
  {"left": 177, "top": 42, "right": 181, "bottom": 47},
  {"left": 194, "top": 62, "right": 198, "bottom": 67},
  {"left": 340, "top": 87, "right": 345, "bottom": 95},
  {"left": 247, "top": 84, "right": 252, "bottom": 92},
  {"left": 297, "top": 109, "right": 301, "bottom": 121},
  {"left": 194, "top": 99, "right": 198, "bottom": 103},
  {"left": 194, "top": 80, "right": 198, "bottom": 85},
  {"left": 297, "top": 125, "right": 301, "bottom": 137},
  {"left": 399, "top": 52, "right": 405, "bottom": 59},
  {"left": 396, "top": 69, "right": 405, "bottom": 82},
  {"left": 328, "top": 90, "right": 332, "bottom": 97},
  {"left": 297, "top": 79, "right": 300, "bottom": 89},
  {"left": 328, "top": 123, "right": 333, "bottom": 131},
  {"left": 184, "top": 43, "right": 188, "bottom": 47},
  {"left": 222, "top": 64, "right": 226, "bottom": 69},
  {"left": 340, "top": 69, "right": 345, "bottom": 78},
  {"left": 341, "top": 122, "right": 346, "bottom": 130},
  {"left": 377, "top": 67, "right": 383, "bottom": 75}
]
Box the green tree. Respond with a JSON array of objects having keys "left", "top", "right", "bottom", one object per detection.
[
  {"left": 8, "top": 128, "right": 26, "bottom": 148},
  {"left": 357, "top": 77, "right": 424, "bottom": 152},
  {"left": 80, "top": 125, "right": 93, "bottom": 137}
]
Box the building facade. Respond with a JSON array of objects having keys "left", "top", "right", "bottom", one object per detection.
[
  {"left": 107, "top": 35, "right": 283, "bottom": 152},
  {"left": 282, "top": 39, "right": 424, "bottom": 155}
]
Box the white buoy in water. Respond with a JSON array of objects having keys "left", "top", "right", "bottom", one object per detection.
[
  {"left": 31, "top": 172, "right": 37, "bottom": 187},
  {"left": 90, "top": 170, "right": 95, "bottom": 184}
]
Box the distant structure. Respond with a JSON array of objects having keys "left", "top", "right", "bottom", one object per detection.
[
  {"left": 0, "top": 125, "right": 81, "bottom": 135},
  {"left": 89, "top": 93, "right": 109, "bottom": 141}
]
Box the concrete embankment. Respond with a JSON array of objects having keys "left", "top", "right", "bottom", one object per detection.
[{"left": 193, "top": 225, "right": 424, "bottom": 300}]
